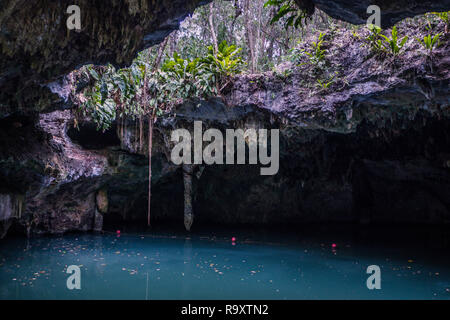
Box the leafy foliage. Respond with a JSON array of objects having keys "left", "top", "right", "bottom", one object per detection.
[
  {"left": 431, "top": 11, "right": 450, "bottom": 32},
  {"left": 287, "top": 32, "right": 328, "bottom": 68},
  {"left": 80, "top": 42, "right": 243, "bottom": 130},
  {"left": 79, "top": 64, "right": 143, "bottom": 131},
  {"left": 416, "top": 33, "right": 441, "bottom": 56},
  {"left": 203, "top": 40, "right": 244, "bottom": 92},
  {"left": 285, "top": 32, "right": 328, "bottom": 73},
  {"left": 79, "top": 60, "right": 164, "bottom": 131},
  {"left": 379, "top": 26, "right": 409, "bottom": 56},
  {"left": 161, "top": 53, "right": 215, "bottom": 99},
  {"left": 363, "top": 24, "right": 385, "bottom": 54},
  {"left": 316, "top": 75, "right": 335, "bottom": 91},
  {"left": 304, "top": 32, "right": 326, "bottom": 66},
  {"left": 264, "top": 0, "right": 310, "bottom": 30},
  {"left": 162, "top": 40, "right": 243, "bottom": 98},
  {"left": 363, "top": 25, "right": 409, "bottom": 58}
]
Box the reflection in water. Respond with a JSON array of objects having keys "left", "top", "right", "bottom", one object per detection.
[{"left": 0, "top": 226, "right": 450, "bottom": 300}]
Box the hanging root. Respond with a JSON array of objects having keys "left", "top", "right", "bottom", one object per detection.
[
  {"left": 183, "top": 164, "right": 194, "bottom": 231},
  {"left": 147, "top": 116, "right": 153, "bottom": 227}
]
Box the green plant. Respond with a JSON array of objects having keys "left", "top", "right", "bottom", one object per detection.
[
  {"left": 304, "top": 32, "right": 326, "bottom": 66},
  {"left": 352, "top": 30, "right": 360, "bottom": 39},
  {"left": 431, "top": 11, "right": 450, "bottom": 33},
  {"left": 316, "top": 75, "right": 335, "bottom": 91},
  {"left": 162, "top": 52, "right": 214, "bottom": 99},
  {"left": 424, "top": 13, "right": 435, "bottom": 32},
  {"left": 280, "top": 68, "right": 293, "bottom": 79},
  {"left": 78, "top": 58, "right": 161, "bottom": 131},
  {"left": 273, "top": 65, "right": 293, "bottom": 82},
  {"left": 80, "top": 42, "right": 243, "bottom": 131},
  {"left": 379, "top": 26, "right": 409, "bottom": 56},
  {"left": 363, "top": 24, "right": 384, "bottom": 54},
  {"left": 264, "top": 0, "right": 310, "bottom": 30},
  {"left": 160, "top": 41, "right": 243, "bottom": 99},
  {"left": 285, "top": 46, "right": 303, "bottom": 65},
  {"left": 416, "top": 33, "right": 441, "bottom": 56},
  {"left": 79, "top": 65, "right": 120, "bottom": 131},
  {"left": 285, "top": 33, "right": 328, "bottom": 74},
  {"left": 202, "top": 40, "right": 244, "bottom": 92}
]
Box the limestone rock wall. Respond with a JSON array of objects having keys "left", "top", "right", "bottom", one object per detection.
[{"left": 0, "top": 4, "right": 449, "bottom": 237}]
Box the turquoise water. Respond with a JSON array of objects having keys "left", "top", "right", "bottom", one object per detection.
[{"left": 0, "top": 228, "right": 450, "bottom": 300}]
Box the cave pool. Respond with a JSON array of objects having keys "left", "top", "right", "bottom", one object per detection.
[{"left": 1, "top": 226, "right": 450, "bottom": 300}]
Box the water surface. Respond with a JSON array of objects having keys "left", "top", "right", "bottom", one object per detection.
[{"left": 1, "top": 226, "right": 449, "bottom": 299}]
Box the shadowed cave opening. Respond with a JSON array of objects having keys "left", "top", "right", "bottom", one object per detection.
[
  {"left": 67, "top": 122, "right": 120, "bottom": 150},
  {"left": 100, "top": 113, "right": 450, "bottom": 231}
]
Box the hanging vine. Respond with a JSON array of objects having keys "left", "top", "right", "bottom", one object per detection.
[{"left": 76, "top": 40, "right": 243, "bottom": 228}]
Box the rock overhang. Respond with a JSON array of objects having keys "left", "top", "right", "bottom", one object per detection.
[{"left": 1, "top": 0, "right": 450, "bottom": 116}]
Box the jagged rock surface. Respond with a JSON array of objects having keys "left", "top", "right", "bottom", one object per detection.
[
  {"left": 0, "top": 11, "right": 449, "bottom": 236},
  {"left": 0, "top": 0, "right": 210, "bottom": 117},
  {"left": 313, "top": 0, "right": 450, "bottom": 28},
  {"left": 1, "top": 0, "right": 450, "bottom": 117}
]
